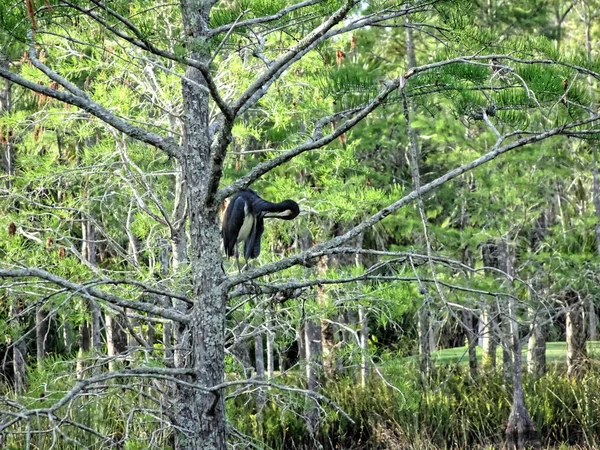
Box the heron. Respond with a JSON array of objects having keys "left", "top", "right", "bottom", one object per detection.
[{"left": 221, "top": 189, "right": 300, "bottom": 268}]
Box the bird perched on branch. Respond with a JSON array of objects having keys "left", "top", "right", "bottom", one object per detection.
[{"left": 222, "top": 189, "right": 300, "bottom": 268}]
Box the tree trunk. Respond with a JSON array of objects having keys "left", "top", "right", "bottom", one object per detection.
[
  {"left": 174, "top": 3, "right": 229, "bottom": 445},
  {"left": 318, "top": 255, "right": 337, "bottom": 380},
  {"left": 355, "top": 233, "right": 369, "bottom": 386},
  {"left": 305, "top": 320, "right": 322, "bottom": 391},
  {"left": 171, "top": 226, "right": 189, "bottom": 370},
  {"left": 106, "top": 314, "right": 128, "bottom": 371},
  {"left": 418, "top": 292, "right": 432, "bottom": 380},
  {"left": 505, "top": 337, "right": 541, "bottom": 450},
  {"left": 591, "top": 147, "right": 600, "bottom": 341},
  {"left": 0, "top": 53, "right": 14, "bottom": 189},
  {"left": 36, "top": 304, "right": 49, "bottom": 367},
  {"left": 503, "top": 238, "right": 540, "bottom": 449},
  {"left": 62, "top": 314, "right": 74, "bottom": 356},
  {"left": 358, "top": 306, "right": 369, "bottom": 387},
  {"left": 502, "top": 315, "right": 514, "bottom": 384},
  {"left": 266, "top": 309, "right": 275, "bottom": 380},
  {"left": 480, "top": 305, "right": 497, "bottom": 370},
  {"left": 297, "top": 324, "right": 306, "bottom": 361},
  {"left": 565, "top": 290, "right": 588, "bottom": 379},
  {"left": 83, "top": 222, "right": 102, "bottom": 348},
  {"left": 480, "top": 241, "right": 498, "bottom": 370},
  {"left": 405, "top": 20, "right": 434, "bottom": 381},
  {"left": 499, "top": 239, "right": 515, "bottom": 384},
  {"left": 254, "top": 332, "right": 265, "bottom": 381},
  {"left": 76, "top": 322, "right": 91, "bottom": 378},
  {"left": 9, "top": 297, "right": 27, "bottom": 393},
  {"left": 83, "top": 221, "right": 102, "bottom": 375},
  {"left": 13, "top": 338, "right": 27, "bottom": 394},
  {"left": 589, "top": 298, "right": 597, "bottom": 343},
  {"left": 254, "top": 328, "right": 266, "bottom": 426},
  {"left": 527, "top": 307, "right": 546, "bottom": 378},
  {"left": 462, "top": 309, "right": 477, "bottom": 378},
  {"left": 159, "top": 240, "right": 173, "bottom": 364}
]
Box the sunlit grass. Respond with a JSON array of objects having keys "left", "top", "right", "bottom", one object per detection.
[{"left": 429, "top": 341, "right": 600, "bottom": 366}]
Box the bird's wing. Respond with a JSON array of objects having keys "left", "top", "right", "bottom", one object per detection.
[
  {"left": 223, "top": 195, "right": 246, "bottom": 257},
  {"left": 245, "top": 213, "right": 264, "bottom": 260}
]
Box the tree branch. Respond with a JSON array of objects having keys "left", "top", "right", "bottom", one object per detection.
[
  {"left": 232, "top": 0, "right": 361, "bottom": 115},
  {"left": 59, "top": 0, "right": 233, "bottom": 119},
  {"left": 218, "top": 79, "right": 402, "bottom": 203},
  {"left": 226, "top": 114, "right": 600, "bottom": 286},
  {"left": 0, "top": 268, "right": 190, "bottom": 323},
  {"left": 0, "top": 65, "right": 180, "bottom": 158},
  {"left": 208, "top": 0, "right": 321, "bottom": 37}
]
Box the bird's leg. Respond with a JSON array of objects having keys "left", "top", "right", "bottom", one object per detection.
[
  {"left": 234, "top": 246, "right": 242, "bottom": 274},
  {"left": 241, "top": 258, "right": 250, "bottom": 272}
]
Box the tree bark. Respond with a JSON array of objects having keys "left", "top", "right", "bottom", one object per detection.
[
  {"left": 9, "top": 297, "right": 27, "bottom": 393},
  {"left": 76, "top": 322, "right": 91, "bottom": 378},
  {"left": 480, "top": 241, "right": 499, "bottom": 370},
  {"left": 591, "top": 147, "right": 600, "bottom": 340},
  {"left": 266, "top": 308, "right": 275, "bottom": 379},
  {"left": 503, "top": 238, "right": 540, "bottom": 449},
  {"left": 418, "top": 292, "right": 432, "bottom": 380},
  {"left": 254, "top": 332, "right": 265, "bottom": 381},
  {"left": 318, "top": 255, "right": 337, "bottom": 380},
  {"left": 36, "top": 304, "right": 49, "bottom": 367},
  {"left": 171, "top": 226, "right": 189, "bottom": 370},
  {"left": 505, "top": 336, "right": 541, "bottom": 450},
  {"left": 159, "top": 240, "right": 173, "bottom": 363},
  {"left": 254, "top": 327, "right": 266, "bottom": 425},
  {"left": 106, "top": 314, "right": 128, "bottom": 372},
  {"left": 355, "top": 233, "right": 369, "bottom": 387},
  {"left": 174, "top": 3, "right": 229, "bottom": 446},
  {"left": 565, "top": 290, "right": 588, "bottom": 379},
  {"left": 297, "top": 324, "right": 306, "bottom": 361},
  {"left": 305, "top": 320, "right": 322, "bottom": 391},
  {"left": 358, "top": 306, "right": 369, "bottom": 387},
  {"left": 83, "top": 222, "right": 102, "bottom": 350},
  {"left": 527, "top": 307, "right": 546, "bottom": 378},
  {"left": 0, "top": 53, "right": 14, "bottom": 188},
  {"left": 62, "top": 314, "right": 74, "bottom": 356},
  {"left": 499, "top": 239, "right": 515, "bottom": 384},
  {"left": 462, "top": 309, "right": 478, "bottom": 378}
]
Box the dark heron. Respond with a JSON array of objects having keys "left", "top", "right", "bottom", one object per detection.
[{"left": 221, "top": 189, "right": 300, "bottom": 267}]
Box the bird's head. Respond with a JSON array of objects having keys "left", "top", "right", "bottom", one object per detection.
[{"left": 264, "top": 200, "right": 300, "bottom": 220}]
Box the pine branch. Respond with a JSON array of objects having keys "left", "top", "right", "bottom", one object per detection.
[{"left": 0, "top": 63, "right": 179, "bottom": 158}]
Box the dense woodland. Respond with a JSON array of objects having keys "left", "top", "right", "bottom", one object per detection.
[{"left": 1, "top": 0, "right": 600, "bottom": 449}]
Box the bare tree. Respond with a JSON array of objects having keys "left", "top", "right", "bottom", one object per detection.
[{"left": 1, "top": 1, "right": 600, "bottom": 449}]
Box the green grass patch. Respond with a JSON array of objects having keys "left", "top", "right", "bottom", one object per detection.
[{"left": 429, "top": 341, "right": 600, "bottom": 366}]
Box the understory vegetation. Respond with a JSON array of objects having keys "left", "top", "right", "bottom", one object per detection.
[{"left": 3, "top": 358, "right": 600, "bottom": 449}]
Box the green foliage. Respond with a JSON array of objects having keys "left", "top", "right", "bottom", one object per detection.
[{"left": 226, "top": 363, "right": 600, "bottom": 450}]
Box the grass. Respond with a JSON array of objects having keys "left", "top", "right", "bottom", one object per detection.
[{"left": 429, "top": 341, "right": 600, "bottom": 365}]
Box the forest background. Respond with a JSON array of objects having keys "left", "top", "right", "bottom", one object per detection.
[{"left": 1, "top": 0, "right": 600, "bottom": 449}]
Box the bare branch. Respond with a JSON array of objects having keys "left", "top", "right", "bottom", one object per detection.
[
  {"left": 232, "top": 0, "right": 361, "bottom": 115},
  {"left": 0, "top": 268, "right": 190, "bottom": 323},
  {"left": 218, "top": 78, "right": 402, "bottom": 203},
  {"left": 58, "top": 0, "right": 233, "bottom": 118},
  {"left": 232, "top": 1, "right": 437, "bottom": 116},
  {"left": 226, "top": 114, "right": 600, "bottom": 286},
  {"left": 0, "top": 65, "right": 180, "bottom": 158},
  {"left": 208, "top": 0, "right": 321, "bottom": 37}
]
